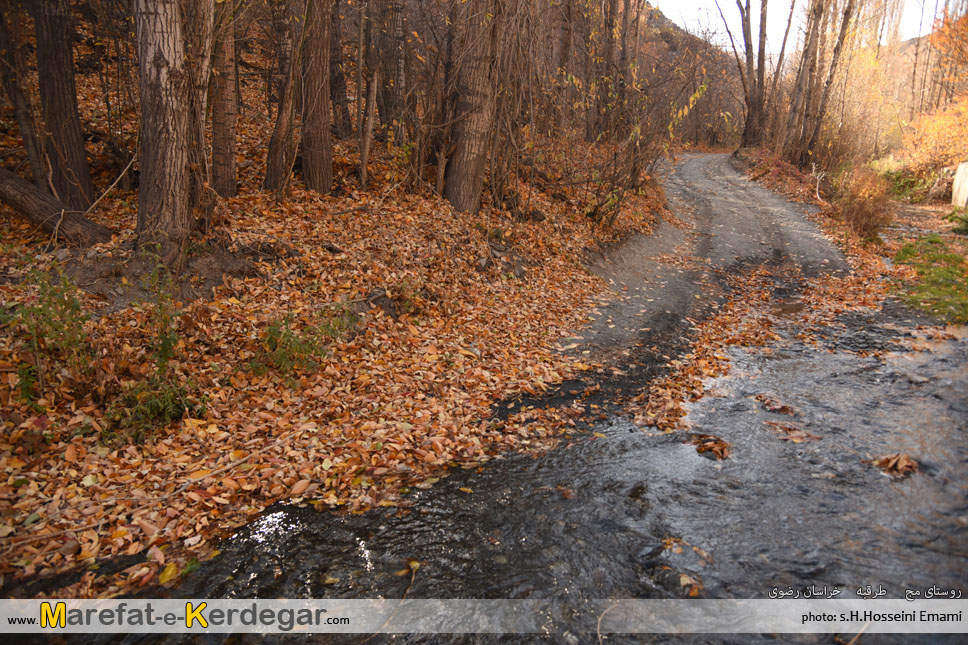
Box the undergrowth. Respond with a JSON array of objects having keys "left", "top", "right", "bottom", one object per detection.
[
  {"left": 14, "top": 268, "right": 93, "bottom": 403},
  {"left": 107, "top": 258, "right": 203, "bottom": 444},
  {"left": 834, "top": 167, "right": 893, "bottom": 240},
  {"left": 894, "top": 235, "right": 968, "bottom": 323},
  {"left": 251, "top": 304, "right": 359, "bottom": 375}
]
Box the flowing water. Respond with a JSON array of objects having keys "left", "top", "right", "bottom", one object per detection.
[{"left": 166, "top": 305, "right": 968, "bottom": 643}]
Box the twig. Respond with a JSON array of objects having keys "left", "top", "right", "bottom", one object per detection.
[
  {"left": 43, "top": 210, "right": 66, "bottom": 252},
  {"left": 597, "top": 600, "right": 619, "bottom": 644},
  {"left": 85, "top": 143, "right": 139, "bottom": 217},
  {"left": 846, "top": 621, "right": 870, "bottom": 645}
]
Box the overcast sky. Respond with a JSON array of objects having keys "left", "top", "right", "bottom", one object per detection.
[{"left": 653, "top": 0, "right": 937, "bottom": 54}]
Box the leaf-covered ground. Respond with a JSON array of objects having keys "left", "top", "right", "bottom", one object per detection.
[{"left": 0, "top": 57, "right": 673, "bottom": 596}]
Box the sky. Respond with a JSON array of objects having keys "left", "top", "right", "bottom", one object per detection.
[{"left": 653, "top": 0, "right": 938, "bottom": 55}]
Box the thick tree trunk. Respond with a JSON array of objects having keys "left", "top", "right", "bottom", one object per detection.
[
  {"left": 330, "top": 1, "right": 353, "bottom": 139},
  {"left": 443, "top": 0, "right": 502, "bottom": 213},
  {"left": 0, "top": 167, "right": 111, "bottom": 246},
  {"left": 211, "top": 0, "right": 239, "bottom": 198},
  {"left": 29, "top": 0, "right": 94, "bottom": 210},
  {"left": 134, "top": 0, "right": 191, "bottom": 269},
  {"left": 302, "top": 0, "right": 333, "bottom": 193},
  {"left": 0, "top": 10, "right": 46, "bottom": 191}
]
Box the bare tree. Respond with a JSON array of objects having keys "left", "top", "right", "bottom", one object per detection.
[
  {"left": 443, "top": 0, "right": 504, "bottom": 213},
  {"left": 0, "top": 7, "right": 45, "bottom": 190}
]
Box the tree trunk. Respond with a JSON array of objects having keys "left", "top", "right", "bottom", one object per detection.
[
  {"left": 180, "top": 0, "right": 215, "bottom": 216},
  {"left": 265, "top": 0, "right": 305, "bottom": 194},
  {"left": 330, "top": 1, "right": 353, "bottom": 139},
  {"left": 0, "top": 9, "right": 46, "bottom": 191},
  {"left": 28, "top": 0, "right": 94, "bottom": 210},
  {"left": 803, "top": 0, "right": 856, "bottom": 165},
  {"left": 134, "top": 0, "right": 191, "bottom": 269},
  {"left": 443, "top": 0, "right": 502, "bottom": 213},
  {"left": 372, "top": 0, "right": 406, "bottom": 143},
  {"left": 302, "top": 0, "right": 333, "bottom": 193},
  {"left": 211, "top": 0, "right": 239, "bottom": 198},
  {"left": 0, "top": 167, "right": 111, "bottom": 246}
]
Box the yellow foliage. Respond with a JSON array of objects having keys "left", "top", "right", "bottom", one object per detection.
[{"left": 899, "top": 94, "right": 968, "bottom": 174}]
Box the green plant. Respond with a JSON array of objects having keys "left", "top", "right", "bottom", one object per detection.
[
  {"left": 894, "top": 235, "right": 968, "bottom": 323},
  {"left": 259, "top": 315, "right": 325, "bottom": 374},
  {"left": 254, "top": 306, "right": 359, "bottom": 374},
  {"left": 883, "top": 169, "right": 934, "bottom": 202},
  {"left": 108, "top": 257, "right": 202, "bottom": 443},
  {"left": 946, "top": 207, "right": 968, "bottom": 235},
  {"left": 141, "top": 260, "right": 179, "bottom": 374},
  {"left": 17, "top": 268, "right": 94, "bottom": 397},
  {"left": 108, "top": 374, "right": 203, "bottom": 445}
]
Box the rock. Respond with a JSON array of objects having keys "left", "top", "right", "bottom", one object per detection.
[{"left": 954, "top": 162, "right": 968, "bottom": 209}]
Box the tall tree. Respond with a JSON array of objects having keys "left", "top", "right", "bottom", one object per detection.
[
  {"left": 330, "top": 1, "right": 353, "bottom": 139},
  {"left": 133, "top": 0, "right": 191, "bottom": 268},
  {"left": 443, "top": 0, "right": 503, "bottom": 213},
  {"left": 212, "top": 0, "right": 239, "bottom": 198},
  {"left": 0, "top": 8, "right": 45, "bottom": 190},
  {"left": 302, "top": 0, "right": 334, "bottom": 193},
  {"left": 28, "top": 0, "right": 94, "bottom": 210},
  {"left": 716, "top": 0, "right": 770, "bottom": 147},
  {"left": 265, "top": 0, "right": 304, "bottom": 194},
  {"left": 181, "top": 0, "right": 216, "bottom": 217}
]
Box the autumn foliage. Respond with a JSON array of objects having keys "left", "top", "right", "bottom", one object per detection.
[{"left": 897, "top": 94, "right": 968, "bottom": 176}]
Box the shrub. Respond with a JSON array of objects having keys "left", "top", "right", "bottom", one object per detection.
[
  {"left": 16, "top": 269, "right": 94, "bottom": 400},
  {"left": 107, "top": 375, "right": 203, "bottom": 445},
  {"left": 835, "top": 167, "right": 893, "bottom": 239},
  {"left": 253, "top": 305, "right": 359, "bottom": 375},
  {"left": 108, "top": 258, "right": 202, "bottom": 443}
]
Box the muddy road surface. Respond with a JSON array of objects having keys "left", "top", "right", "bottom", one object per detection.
[{"left": 160, "top": 155, "right": 967, "bottom": 642}]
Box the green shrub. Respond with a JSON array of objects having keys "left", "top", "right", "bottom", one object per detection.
[
  {"left": 107, "top": 258, "right": 202, "bottom": 443},
  {"left": 16, "top": 269, "right": 94, "bottom": 399},
  {"left": 107, "top": 374, "right": 203, "bottom": 445},
  {"left": 253, "top": 305, "right": 359, "bottom": 374}
]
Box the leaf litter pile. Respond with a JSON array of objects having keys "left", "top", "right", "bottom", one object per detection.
[{"left": 0, "top": 99, "right": 670, "bottom": 597}]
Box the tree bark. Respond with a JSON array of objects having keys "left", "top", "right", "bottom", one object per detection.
[
  {"left": 302, "top": 0, "right": 333, "bottom": 193},
  {"left": 330, "top": 1, "right": 353, "bottom": 139},
  {"left": 28, "top": 0, "right": 94, "bottom": 210},
  {"left": 134, "top": 0, "right": 191, "bottom": 269},
  {"left": 180, "top": 0, "right": 215, "bottom": 215},
  {"left": 0, "top": 167, "right": 112, "bottom": 246},
  {"left": 211, "top": 0, "right": 239, "bottom": 198},
  {"left": 265, "top": 0, "right": 305, "bottom": 194},
  {"left": 444, "top": 0, "right": 502, "bottom": 213},
  {"left": 0, "top": 9, "right": 46, "bottom": 190}
]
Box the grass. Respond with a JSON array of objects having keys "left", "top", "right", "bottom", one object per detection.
[{"left": 894, "top": 235, "right": 968, "bottom": 323}]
